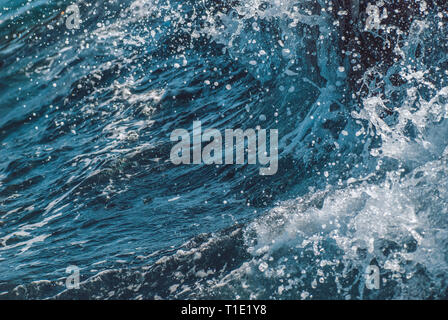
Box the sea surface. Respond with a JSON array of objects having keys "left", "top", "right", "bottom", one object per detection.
[{"left": 1, "top": 0, "right": 448, "bottom": 299}]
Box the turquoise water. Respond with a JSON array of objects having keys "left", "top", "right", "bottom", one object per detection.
[{"left": 1, "top": 0, "right": 448, "bottom": 299}]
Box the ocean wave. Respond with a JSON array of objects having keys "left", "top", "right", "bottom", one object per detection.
[{"left": 1, "top": 0, "right": 448, "bottom": 299}]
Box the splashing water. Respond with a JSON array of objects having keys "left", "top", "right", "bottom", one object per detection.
[{"left": 0, "top": 0, "right": 448, "bottom": 299}]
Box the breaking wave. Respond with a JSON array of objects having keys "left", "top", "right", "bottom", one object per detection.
[{"left": 1, "top": 0, "right": 448, "bottom": 299}]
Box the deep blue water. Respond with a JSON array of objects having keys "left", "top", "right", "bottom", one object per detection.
[{"left": 1, "top": 0, "right": 448, "bottom": 299}]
